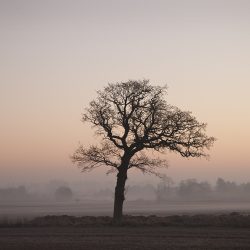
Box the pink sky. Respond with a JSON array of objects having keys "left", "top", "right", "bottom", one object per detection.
[{"left": 0, "top": 0, "right": 250, "bottom": 185}]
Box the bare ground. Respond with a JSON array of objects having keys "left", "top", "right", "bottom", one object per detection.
[{"left": 1, "top": 226, "right": 250, "bottom": 250}]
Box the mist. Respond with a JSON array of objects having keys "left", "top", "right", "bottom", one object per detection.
[{"left": 1, "top": 177, "right": 250, "bottom": 220}]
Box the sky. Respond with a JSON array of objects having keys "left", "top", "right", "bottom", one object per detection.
[{"left": 0, "top": 0, "right": 250, "bottom": 186}]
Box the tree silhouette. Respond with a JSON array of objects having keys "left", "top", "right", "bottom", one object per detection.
[{"left": 72, "top": 80, "right": 215, "bottom": 222}]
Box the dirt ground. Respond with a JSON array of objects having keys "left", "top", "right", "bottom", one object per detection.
[{"left": 1, "top": 227, "right": 250, "bottom": 250}]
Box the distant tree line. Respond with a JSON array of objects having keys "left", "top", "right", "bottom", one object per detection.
[
  {"left": 155, "top": 177, "right": 250, "bottom": 202},
  {"left": 0, "top": 185, "right": 73, "bottom": 202},
  {"left": 93, "top": 177, "right": 250, "bottom": 202},
  {"left": 2, "top": 178, "right": 250, "bottom": 202},
  {"left": 0, "top": 186, "right": 30, "bottom": 201}
]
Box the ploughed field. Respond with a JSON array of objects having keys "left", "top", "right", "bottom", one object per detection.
[
  {"left": 2, "top": 214, "right": 250, "bottom": 249},
  {"left": 1, "top": 226, "right": 250, "bottom": 250},
  {"left": 2, "top": 201, "right": 250, "bottom": 249}
]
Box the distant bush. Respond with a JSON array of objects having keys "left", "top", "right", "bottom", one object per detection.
[{"left": 54, "top": 186, "right": 73, "bottom": 201}]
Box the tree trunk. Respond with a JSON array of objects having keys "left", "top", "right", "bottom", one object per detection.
[{"left": 113, "top": 165, "right": 128, "bottom": 223}]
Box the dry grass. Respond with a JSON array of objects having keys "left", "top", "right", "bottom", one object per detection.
[{"left": 1, "top": 212, "right": 250, "bottom": 228}]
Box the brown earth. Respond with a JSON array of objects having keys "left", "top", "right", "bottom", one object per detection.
[{"left": 1, "top": 226, "right": 250, "bottom": 250}]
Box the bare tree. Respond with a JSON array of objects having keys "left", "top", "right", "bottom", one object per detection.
[{"left": 72, "top": 80, "right": 215, "bottom": 222}]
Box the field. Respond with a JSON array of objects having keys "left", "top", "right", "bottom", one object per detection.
[
  {"left": 2, "top": 200, "right": 250, "bottom": 219},
  {"left": 2, "top": 201, "right": 250, "bottom": 249},
  {"left": 1, "top": 226, "right": 250, "bottom": 250}
]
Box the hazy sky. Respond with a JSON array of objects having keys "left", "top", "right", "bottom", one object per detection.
[{"left": 1, "top": 0, "right": 250, "bottom": 185}]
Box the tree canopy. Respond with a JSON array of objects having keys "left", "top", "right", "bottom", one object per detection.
[{"left": 72, "top": 80, "right": 215, "bottom": 176}]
